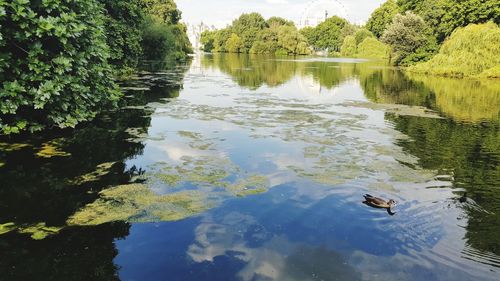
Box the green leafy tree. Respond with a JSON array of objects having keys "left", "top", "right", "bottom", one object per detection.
[
  {"left": 141, "top": 18, "right": 192, "bottom": 61},
  {"left": 340, "top": 36, "right": 357, "bottom": 57},
  {"left": 397, "top": 0, "right": 500, "bottom": 42},
  {"left": 0, "top": 0, "right": 120, "bottom": 134},
  {"left": 300, "top": 26, "right": 317, "bottom": 46},
  {"left": 306, "top": 16, "right": 353, "bottom": 51},
  {"left": 99, "top": 0, "right": 145, "bottom": 68},
  {"left": 226, "top": 33, "right": 243, "bottom": 53},
  {"left": 366, "top": 0, "right": 400, "bottom": 38},
  {"left": 200, "top": 30, "right": 215, "bottom": 52},
  {"left": 354, "top": 28, "right": 375, "bottom": 45},
  {"left": 267, "top": 16, "right": 295, "bottom": 28},
  {"left": 277, "top": 26, "right": 311, "bottom": 55},
  {"left": 250, "top": 28, "right": 280, "bottom": 54},
  {"left": 381, "top": 12, "right": 438, "bottom": 65},
  {"left": 231, "top": 13, "right": 268, "bottom": 53},
  {"left": 213, "top": 28, "right": 232, "bottom": 53},
  {"left": 142, "top": 0, "right": 181, "bottom": 24}
]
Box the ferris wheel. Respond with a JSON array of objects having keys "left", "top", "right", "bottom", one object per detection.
[{"left": 299, "top": 0, "right": 349, "bottom": 28}]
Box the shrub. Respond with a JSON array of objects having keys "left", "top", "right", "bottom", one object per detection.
[
  {"left": 381, "top": 12, "right": 438, "bottom": 65},
  {"left": 357, "top": 37, "right": 391, "bottom": 59},
  {"left": 141, "top": 18, "right": 191, "bottom": 61},
  {"left": 409, "top": 22, "right": 500, "bottom": 78},
  {"left": 340, "top": 36, "right": 357, "bottom": 57},
  {"left": 0, "top": 0, "right": 120, "bottom": 134}
]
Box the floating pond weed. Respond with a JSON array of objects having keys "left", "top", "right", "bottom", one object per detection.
[{"left": 36, "top": 139, "right": 71, "bottom": 158}]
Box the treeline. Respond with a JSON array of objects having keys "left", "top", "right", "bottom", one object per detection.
[
  {"left": 202, "top": 0, "right": 499, "bottom": 78},
  {"left": 201, "top": 13, "right": 311, "bottom": 55},
  {"left": 0, "top": 0, "right": 192, "bottom": 134},
  {"left": 365, "top": 0, "right": 499, "bottom": 77}
]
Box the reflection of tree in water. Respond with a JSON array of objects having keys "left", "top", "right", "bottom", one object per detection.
[
  {"left": 201, "top": 53, "right": 298, "bottom": 89},
  {"left": 202, "top": 53, "right": 389, "bottom": 92},
  {"left": 388, "top": 114, "right": 500, "bottom": 257},
  {"left": 359, "top": 66, "right": 500, "bottom": 123},
  {"left": 0, "top": 62, "right": 191, "bottom": 279},
  {"left": 0, "top": 222, "right": 129, "bottom": 281}
]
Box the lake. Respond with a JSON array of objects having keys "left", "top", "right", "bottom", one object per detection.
[{"left": 1, "top": 53, "right": 499, "bottom": 281}]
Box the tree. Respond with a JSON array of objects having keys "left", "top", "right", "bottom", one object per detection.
[
  {"left": 381, "top": 12, "right": 437, "bottom": 65},
  {"left": 397, "top": 0, "right": 500, "bottom": 42},
  {"left": 99, "top": 0, "right": 145, "bottom": 68},
  {"left": 366, "top": 0, "right": 400, "bottom": 38},
  {"left": 307, "top": 16, "right": 353, "bottom": 51},
  {"left": 200, "top": 30, "right": 215, "bottom": 52},
  {"left": 0, "top": 0, "right": 120, "bottom": 134},
  {"left": 354, "top": 28, "right": 375, "bottom": 45},
  {"left": 231, "top": 13, "right": 268, "bottom": 52},
  {"left": 213, "top": 28, "right": 232, "bottom": 53},
  {"left": 226, "top": 33, "right": 243, "bottom": 53},
  {"left": 267, "top": 17, "right": 295, "bottom": 28},
  {"left": 340, "top": 36, "right": 357, "bottom": 57},
  {"left": 300, "top": 26, "right": 317, "bottom": 46},
  {"left": 142, "top": 0, "right": 181, "bottom": 24},
  {"left": 277, "top": 26, "right": 311, "bottom": 55},
  {"left": 250, "top": 28, "right": 280, "bottom": 54}
]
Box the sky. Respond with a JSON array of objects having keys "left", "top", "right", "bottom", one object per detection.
[{"left": 177, "top": 0, "right": 386, "bottom": 28}]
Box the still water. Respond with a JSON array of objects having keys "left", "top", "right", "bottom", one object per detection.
[{"left": 1, "top": 54, "right": 500, "bottom": 281}]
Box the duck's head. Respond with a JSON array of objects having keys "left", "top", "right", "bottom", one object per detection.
[{"left": 388, "top": 199, "right": 396, "bottom": 206}]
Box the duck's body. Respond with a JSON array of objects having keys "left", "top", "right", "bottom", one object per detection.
[{"left": 363, "top": 194, "right": 396, "bottom": 209}]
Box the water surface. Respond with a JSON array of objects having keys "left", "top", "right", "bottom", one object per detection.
[{"left": 1, "top": 54, "right": 499, "bottom": 281}]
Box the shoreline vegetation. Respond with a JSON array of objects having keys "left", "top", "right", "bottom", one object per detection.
[
  {"left": 0, "top": 0, "right": 192, "bottom": 134},
  {"left": 1, "top": 0, "right": 498, "bottom": 135},
  {"left": 201, "top": 0, "right": 499, "bottom": 79}
]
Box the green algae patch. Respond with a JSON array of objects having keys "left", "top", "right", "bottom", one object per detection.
[
  {"left": 0, "top": 142, "right": 31, "bottom": 152},
  {"left": 36, "top": 139, "right": 71, "bottom": 158},
  {"left": 0, "top": 162, "right": 5, "bottom": 168},
  {"left": 18, "top": 223, "right": 63, "bottom": 240},
  {"left": 341, "top": 101, "right": 444, "bottom": 119},
  {"left": 67, "top": 184, "right": 210, "bottom": 226},
  {"left": 155, "top": 173, "right": 182, "bottom": 186},
  {"left": 70, "top": 162, "right": 117, "bottom": 185},
  {"left": 226, "top": 175, "right": 269, "bottom": 197},
  {"left": 0, "top": 222, "right": 62, "bottom": 240},
  {"left": 0, "top": 222, "right": 16, "bottom": 235}
]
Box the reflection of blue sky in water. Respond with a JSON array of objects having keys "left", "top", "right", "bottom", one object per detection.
[
  {"left": 116, "top": 184, "right": 495, "bottom": 281},
  {"left": 110, "top": 56, "right": 500, "bottom": 280}
]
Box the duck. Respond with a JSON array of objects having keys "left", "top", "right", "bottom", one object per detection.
[{"left": 363, "top": 194, "right": 397, "bottom": 215}]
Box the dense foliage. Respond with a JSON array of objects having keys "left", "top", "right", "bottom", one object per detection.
[
  {"left": 339, "top": 29, "right": 389, "bottom": 59},
  {"left": 365, "top": 0, "right": 499, "bottom": 68},
  {"left": 0, "top": 0, "right": 191, "bottom": 134},
  {"left": 0, "top": 0, "right": 120, "bottom": 134},
  {"left": 340, "top": 36, "right": 357, "bottom": 57},
  {"left": 381, "top": 12, "right": 438, "bottom": 66},
  {"left": 397, "top": 0, "right": 500, "bottom": 42},
  {"left": 366, "top": 0, "right": 400, "bottom": 38},
  {"left": 300, "top": 16, "right": 354, "bottom": 51},
  {"left": 409, "top": 22, "right": 500, "bottom": 78},
  {"left": 202, "top": 14, "right": 310, "bottom": 56},
  {"left": 356, "top": 37, "right": 391, "bottom": 59},
  {"left": 99, "top": 0, "right": 145, "bottom": 69}
]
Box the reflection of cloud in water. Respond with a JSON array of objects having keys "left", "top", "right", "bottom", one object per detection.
[{"left": 187, "top": 211, "right": 361, "bottom": 281}]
